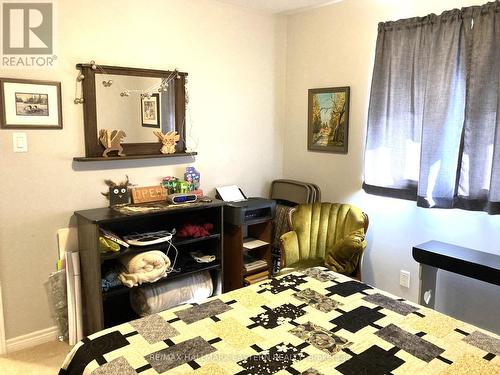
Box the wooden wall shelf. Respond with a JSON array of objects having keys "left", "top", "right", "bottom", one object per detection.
[{"left": 73, "top": 152, "right": 197, "bottom": 162}]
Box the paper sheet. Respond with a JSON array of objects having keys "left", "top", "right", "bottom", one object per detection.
[
  {"left": 57, "top": 228, "right": 78, "bottom": 260},
  {"left": 243, "top": 238, "right": 269, "bottom": 249},
  {"left": 216, "top": 185, "right": 246, "bottom": 202}
]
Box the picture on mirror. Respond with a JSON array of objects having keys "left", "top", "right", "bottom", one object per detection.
[
  {"left": 141, "top": 93, "right": 160, "bottom": 128},
  {"left": 0, "top": 78, "right": 62, "bottom": 129}
]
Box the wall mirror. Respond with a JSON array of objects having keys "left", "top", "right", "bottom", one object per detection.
[{"left": 75, "top": 64, "right": 192, "bottom": 161}]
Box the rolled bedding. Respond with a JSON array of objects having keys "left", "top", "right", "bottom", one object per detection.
[
  {"left": 130, "top": 271, "right": 213, "bottom": 316},
  {"left": 118, "top": 250, "right": 171, "bottom": 288}
]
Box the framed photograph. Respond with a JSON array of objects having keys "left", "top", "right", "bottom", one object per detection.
[
  {"left": 141, "top": 93, "right": 160, "bottom": 128},
  {"left": 308, "top": 86, "right": 350, "bottom": 154},
  {"left": 0, "top": 78, "right": 62, "bottom": 129}
]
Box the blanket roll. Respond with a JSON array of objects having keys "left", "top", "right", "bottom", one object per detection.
[
  {"left": 118, "top": 250, "right": 171, "bottom": 288},
  {"left": 130, "top": 271, "right": 213, "bottom": 316}
]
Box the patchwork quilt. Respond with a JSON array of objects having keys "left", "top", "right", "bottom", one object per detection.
[{"left": 59, "top": 267, "right": 500, "bottom": 374}]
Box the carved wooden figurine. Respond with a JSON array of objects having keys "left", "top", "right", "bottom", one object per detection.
[
  {"left": 153, "top": 130, "right": 180, "bottom": 154},
  {"left": 99, "top": 129, "right": 127, "bottom": 157}
]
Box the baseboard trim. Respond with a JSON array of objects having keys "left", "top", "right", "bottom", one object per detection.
[{"left": 6, "top": 326, "right": 59, "bottom": 353}]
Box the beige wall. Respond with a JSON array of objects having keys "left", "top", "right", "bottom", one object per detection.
[
  {"left": 283, "top": 0, "right": 500, "bottom": 333},
  {"left": 2, "top": 0, "right": 499, "bottom": 340},
  {"left": 0, "top": 0, "right": 286, "bottom": 339}
]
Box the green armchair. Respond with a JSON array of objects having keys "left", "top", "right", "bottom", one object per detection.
[{"left": 279, "top": 203, "right": 369, "bottom": 280}]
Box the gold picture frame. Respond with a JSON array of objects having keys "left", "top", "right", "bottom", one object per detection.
[{"left": 308, "top": 86, "right": 350, "bottom": 154}]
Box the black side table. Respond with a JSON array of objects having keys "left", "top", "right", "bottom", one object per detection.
[{"left": 412, "top": 240, "right": 500, "bottom": 308}]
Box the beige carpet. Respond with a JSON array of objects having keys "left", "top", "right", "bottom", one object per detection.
[{"left": 0, "top": 340, "right": 70, "bottom": 375}]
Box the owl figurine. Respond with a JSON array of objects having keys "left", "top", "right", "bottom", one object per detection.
[{"left": 102, "top": 176, "right": 132, "bottom": 207}]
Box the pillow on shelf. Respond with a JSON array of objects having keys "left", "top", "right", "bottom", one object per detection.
[{"left": 324, "top": 229, "right": 365, "bottom": 275}]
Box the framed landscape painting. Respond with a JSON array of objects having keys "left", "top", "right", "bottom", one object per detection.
[
  {"left": 0, "top": 78, "right": 62, "bottom": 129},
  {"left": 308, "top": 86, "right": 350, "bottom": 153}
]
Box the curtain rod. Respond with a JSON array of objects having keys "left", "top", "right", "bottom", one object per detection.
[{"left": 378, "top": 0, "right": 499, "bottom": 30}]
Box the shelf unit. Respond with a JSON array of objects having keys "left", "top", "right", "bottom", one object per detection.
[
  {"left": 100, "top": 233, "right": 221, "bottom": 261},
  {"left": 73, "top": 152, "right": 197, "bottom": 162},
  {"left": 102, "top": 263, "right": 222, "bottom": 299},
  {"left": 75, "top": 200, "right": 224, "bottom": 335},
  {"left": 223, "top": 218, "right": 273, "bottom": 292}
]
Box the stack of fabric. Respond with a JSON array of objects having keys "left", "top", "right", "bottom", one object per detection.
[
  {"left": 118, "top": 250, "right": 171, "bottom": 288},
  {"left": 129, "top": 271, "right": 213, "bottom": 316},
  {"left": 115, "top": 250, "right": 214, "bottom": 316}
]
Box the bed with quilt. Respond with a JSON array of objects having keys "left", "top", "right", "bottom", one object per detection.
[{"left": 59, "top": 267, "right": 500, "bottom": 374}]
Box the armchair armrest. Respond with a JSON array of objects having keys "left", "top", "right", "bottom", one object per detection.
[
  {"left": 280, "top": 230, "right": 299, "bottom": 268},
  {"left": 324, "top": 229, "right": 366, "bottom": 278}
]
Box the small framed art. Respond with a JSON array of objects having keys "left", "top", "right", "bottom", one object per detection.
[
  {"left": 0, "top": 78, "right": 62, "bottom": 129},
  {"left": 141, "top": 93, "right": 160, "bottom": 128},
  {"left": 308, "top": 86, "right": 350, "bottom": 154}
]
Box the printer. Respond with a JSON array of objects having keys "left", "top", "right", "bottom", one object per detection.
[
  {"left": 215, "top": 186, "right": 276, "bottom": 225},
  {"left": 223, "top": 198, "right": 276, "bottom": 226}
]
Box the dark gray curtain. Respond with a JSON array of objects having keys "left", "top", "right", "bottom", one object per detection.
[
  {"left": 457, "top": 2, "right": 500, "bottom": 213},
  {"left": 364, "top": 1, "right": 500, "bottom": 214}
]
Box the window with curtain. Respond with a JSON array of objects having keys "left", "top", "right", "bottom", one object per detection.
[{"left": 363, "top": 1, "right": 500, "bottom": 214}]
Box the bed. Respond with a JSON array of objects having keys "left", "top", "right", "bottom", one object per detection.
[{"left": 59, "top": 267, "right": 500, "bottom": 374}]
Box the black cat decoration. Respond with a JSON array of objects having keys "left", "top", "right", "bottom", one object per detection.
[{"left": 101, "top": 175, "right": 132, "bottom": 206}]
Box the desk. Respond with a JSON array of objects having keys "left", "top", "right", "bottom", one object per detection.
[{"left": 412, "top": 240, "right": 500, "bottom": 308}]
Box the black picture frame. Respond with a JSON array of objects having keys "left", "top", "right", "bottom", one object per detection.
[
  {"left": 140, "top": 93, "right": 160, "bottom": 128},
  {"left": 0, "top": 78, "right": 63, "bottom": 129}
]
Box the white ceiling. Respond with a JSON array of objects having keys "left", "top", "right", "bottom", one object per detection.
[{"left": 215, "top": 0, "right": 342, "bottom": 14}]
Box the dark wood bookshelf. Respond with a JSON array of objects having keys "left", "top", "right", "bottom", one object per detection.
[
  {"left": 75, "top": 200, "right": 224, "bottom": 335},
  {"left": 223, "top": 219, "right": 273, "bottom": 292},
  {"left": 75, "top": 200, "right": 223, "bottom": 224}
]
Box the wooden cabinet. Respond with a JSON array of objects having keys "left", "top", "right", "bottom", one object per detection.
[
  {"left": 75, "top": 201, "right": 224, "bottom": 335},
  {"left": 223, "top": 218, "right": 273, "bottom": 292}
]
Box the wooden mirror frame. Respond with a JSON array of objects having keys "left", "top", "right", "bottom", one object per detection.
[{"left": 75, "top": 63, "right": 190, "bottom": 160}]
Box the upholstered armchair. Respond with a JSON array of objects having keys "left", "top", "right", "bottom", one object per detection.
[{"left": 279, "top": 203, "right": 369, "bottom": 280}]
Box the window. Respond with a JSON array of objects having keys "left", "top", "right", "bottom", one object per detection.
[{"left": 363, "top": 2, "right": 500, "bottom": 214}]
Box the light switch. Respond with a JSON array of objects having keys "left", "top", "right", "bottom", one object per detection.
[{"left": 13, "top": 132, "right": 28, "bottom": 152}]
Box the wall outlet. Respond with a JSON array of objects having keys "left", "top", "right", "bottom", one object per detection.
[{"left": 400, "top": 270, "right": 410, "bottom": 288}]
